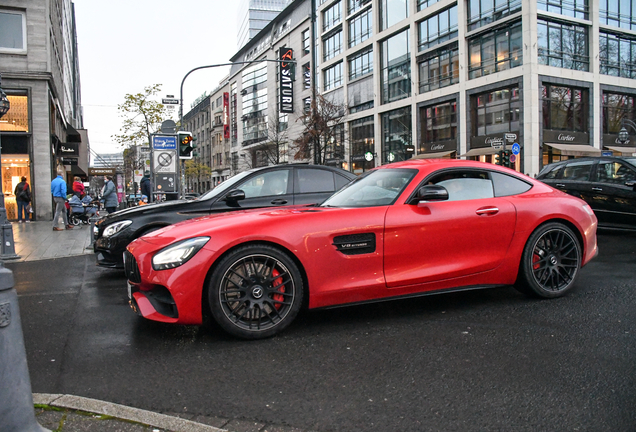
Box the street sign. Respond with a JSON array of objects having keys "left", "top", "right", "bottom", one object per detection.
[
  {"left": 505, "top": 133, "right": 517, "bottom": 143},
  {"left": 152, "top": 135, "right": 177, "bottom": 150},
  {"left": 162, "top": 98, "right": 179, "bottom": 105},
  {"left": 153, "top": 150, "right": 177, "bottom": 173},
  {"left": 511, "top": 143, "right": 520, "bottom": 155},
  {"left": 510, "top": 154, "right": 517, "bottom": 163},
  {"left": 602, "top": 151, "right": 613, "bottom": 156}
]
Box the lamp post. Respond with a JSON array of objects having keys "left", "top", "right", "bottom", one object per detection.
[{"left": 0, "top": 74, "right": 18, "bottom": 260}]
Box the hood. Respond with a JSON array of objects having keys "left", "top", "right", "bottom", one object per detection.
[
  {"left": 139, "top": 205, "right": 326, "bottom": 245},
  {"left": 104, "top": 199, "right": 195, "bottom": 220}
]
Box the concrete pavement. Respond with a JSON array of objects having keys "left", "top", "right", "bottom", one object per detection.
[{"left": 5, "top": 221, "right": 305, "bottom": 432}]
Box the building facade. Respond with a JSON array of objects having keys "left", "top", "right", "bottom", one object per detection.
[
  {"left": 0, "top": 0, "right": 88, "bottom": 221},
  {"left": 238, "top": 0, "right": 294, "bottom": 48}
]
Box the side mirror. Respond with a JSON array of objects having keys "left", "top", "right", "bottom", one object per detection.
[
  {"left": 223, "top": 189, "right": 246, "bottom": 202},
  {"left": 408, "top": 185, "right": 449, "bottom": 204}
]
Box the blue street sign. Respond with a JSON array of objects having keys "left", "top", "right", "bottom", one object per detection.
[
  {"left": 152, "top": 135, "right": 177, "bottom": 150},
  {"left": 602, "top": 151, "right": 613, "bottom": 156},
  {"left": 511, "top": 143, "right": 520, "bottom": 155}
]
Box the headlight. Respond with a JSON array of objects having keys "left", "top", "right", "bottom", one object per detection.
[
  {"left": 102, "top": 220, "right": 132, "bottom": 238},
  {"left": 152, "top": 237, "right": 210, "bottom": 271}
]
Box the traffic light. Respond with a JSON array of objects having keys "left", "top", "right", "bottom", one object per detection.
[
  {"left": 178, "top": 131, "right": 196, "bottom": 159},
  {"left": 495, "top": 150, "right": 504, "bottom": 166},
  {"left": 502, "top": 150, "right": 511, "bottom": 168}
]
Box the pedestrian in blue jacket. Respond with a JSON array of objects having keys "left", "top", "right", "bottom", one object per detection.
[{"left": 51, "top": 170, "right": 72, "bottom": 231}]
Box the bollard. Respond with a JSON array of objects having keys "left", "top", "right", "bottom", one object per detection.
[
  {"left": 0, "top": 264, "right": 49, "bottom": 431},
  {"left": 0, "top": 207, "right": 19, "bottom": 260}
]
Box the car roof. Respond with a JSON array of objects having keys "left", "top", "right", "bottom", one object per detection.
[{"left": 249, "top": 163, "right": 357, "bottom": 177}]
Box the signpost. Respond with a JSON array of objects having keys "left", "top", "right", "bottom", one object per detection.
[{"left": 151, "top": 134, "right": 178, "bottom": 197}]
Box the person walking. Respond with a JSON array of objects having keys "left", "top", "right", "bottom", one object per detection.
[
  {"left": 51, "top": 170, "right": 72, "bottom": 231},
  {"left": 14, "top": 176, "right": 31, "bottom": 223},
  {"left": 72, "top": 176, "right": 84, "bottom": 198},
  {"left": 140, "top": 171, "right": 152, "bottom": 203},
  {"left": 102, "top": 175, "right": 118, "bottom": 214}
]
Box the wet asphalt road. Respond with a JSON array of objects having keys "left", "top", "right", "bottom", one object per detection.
[{"left": 9, "top": 230, "right": 636, "bottom": 432}]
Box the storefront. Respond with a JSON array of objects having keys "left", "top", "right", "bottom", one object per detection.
[
  {"left": 602, "top": 90, "right": 636, "bottom": 155},
  {"left": 381, "top": 106, "right": 413, "bottom": 164},
  {"left": 417, "top": 99, "right": 457, "bottom": 159},
  {"left": 350, "top": 115, "right": 375, "bottom": 175}
]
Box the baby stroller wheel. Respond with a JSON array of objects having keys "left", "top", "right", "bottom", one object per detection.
[{"left": 70, "top": 214, "right": 81, "bottom": 226}]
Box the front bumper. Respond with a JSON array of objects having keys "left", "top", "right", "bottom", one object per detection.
[{"left": 94, "top": 234, "right": 131, "bottom": 268}]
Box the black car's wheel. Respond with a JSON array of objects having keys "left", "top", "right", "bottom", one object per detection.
[
  {"left": 208, "top": 245, "right": 303, "bottom": 339},
  {"left": 515, "top": 222, "right": 581, "bottom": 298}
]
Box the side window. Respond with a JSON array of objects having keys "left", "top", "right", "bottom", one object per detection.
[
  {"left": 491, "top": 172, "right": 532, "bottom": 197},
  {"left": 541, "top": 165, "right": 562, "bottom": 180},
  {"left": 238, "top": 170, "right": 290, "bottom": 198},
  {"left": 430, "top": 171, "right": 494, "bottom": 201},
  {"left": 335, "top": 173, "right": 352, "bottom": 190},
  {"left": 296, "top": 168, "right": 335, "bottom": 193},
  {"left": 597, "top": 161, "right": 636, "bottom": 185},
  {"left": 562, "top": 161, "right": 594, "bottom": 181}
]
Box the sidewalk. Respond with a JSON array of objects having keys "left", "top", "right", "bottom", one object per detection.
[{"left": 9, "top": 220, "right": 94, "bottom": 262}]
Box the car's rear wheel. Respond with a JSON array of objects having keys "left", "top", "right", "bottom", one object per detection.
[
  {"left": 515, "top": 222, "right": 581, "bottom": 298},
  {"left": 208, "top": 245, "right": 303, "bottom": 339}
]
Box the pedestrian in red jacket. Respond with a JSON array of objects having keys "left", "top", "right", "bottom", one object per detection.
[{"left": 72, "top": 176, "right": 84, "bottom": 198}]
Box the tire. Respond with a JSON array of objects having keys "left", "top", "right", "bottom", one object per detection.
[
  {"left": 208, "top": 245, "right": 304, "bottom": 339},
  {"left": 69, "top": 214, "right": 80, "bottom": 226},
  {"left": 515, "top": 222, "right": 582, "bottom": 298}
]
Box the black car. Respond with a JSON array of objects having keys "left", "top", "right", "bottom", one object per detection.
[
  {"left": 537, "top": 156, "right": 636, "bottom": 229},
  {"left": 94, "top": 164, "right": 356, "bottom": 268}
]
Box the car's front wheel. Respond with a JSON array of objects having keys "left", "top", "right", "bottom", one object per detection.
[
  {"left": 515, "top": 222, "right": 581, "bottom": 298},
  {"left": 208, "top": 245, "right": 303, "bottom": 339}
]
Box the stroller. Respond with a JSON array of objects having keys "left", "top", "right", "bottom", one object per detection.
[{"left": 68, "top": 196, "right": 99, "bottom": 225}]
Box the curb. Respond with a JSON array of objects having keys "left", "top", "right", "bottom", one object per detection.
[{"left": 33, "top": 393, "right": 227, "bottom": 432}]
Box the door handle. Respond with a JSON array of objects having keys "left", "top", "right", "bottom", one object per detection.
[
  {"left": 271, "top": 199, "right": 288, "bottom": 205},
  {"left": 476, "top": 206, "right": 499, "bottom": 216},
  {"left": 592, "top": 187, "right": 603, "bottom": 192},
  {"left": 555, "top": 183, "right": 565, "bottom": 188}
]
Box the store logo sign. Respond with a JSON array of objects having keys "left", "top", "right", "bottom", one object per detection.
[
  {"left": 558, "top": 134, "right": 576, "bottom": 141},
  {"left": 279, "top": 48, "right": 294, "bottom": 113},
  {"left": 431, "top": 144, "right": 446, "bottom": 151}
]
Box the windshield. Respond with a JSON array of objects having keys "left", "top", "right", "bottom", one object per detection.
[
  {"left": 320, "top": 169, "right": 417, "bottom": 208},
  {"left": 197, "top": 170, "right": 255, "bottom": 200},
  {"left": 624, "top": 157, "right": 636, "bottom": 168}
]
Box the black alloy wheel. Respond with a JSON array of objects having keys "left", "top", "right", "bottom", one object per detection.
[
  {"left": 515, "top": 222, "right": 582, "bottom": 298},
  {"left": 208, "top": 245, "right": 303, "bottom": 339}
]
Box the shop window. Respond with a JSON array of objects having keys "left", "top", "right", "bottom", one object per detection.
[
  {"left": 541, "top": 84, "right": 588, "bottom": 132},
  {"left": 472, "top": 87, "right": 521, "bottom": 137},
  {"left": 382, "top": 106, "right": 412, "bottom": 163},
  {"left": 1, "top": 94, "right": 29, "bottom": 132},
  {"left": 350, "top": 115, "right": 375, "bottom": 174},
  {"left": 603, "top": 93, "right": 636, "bottom": 135},
  {"left": 420, "top": 101, "right": 457, "bottom": 152}
]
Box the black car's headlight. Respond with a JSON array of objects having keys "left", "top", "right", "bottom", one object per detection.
[
  {"left": 102, "top": 220, "right": 132, "bottom": 238},
  {"left": 152, "top": 237, "right": 210, "bottom": 270}
]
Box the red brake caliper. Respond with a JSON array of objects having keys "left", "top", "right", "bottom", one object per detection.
[
  {"left": 532, "top": 253, "right": 541, "bottom": 270},
  {"left": 271, "top": 268, "right": 284, "bottom": 310}
]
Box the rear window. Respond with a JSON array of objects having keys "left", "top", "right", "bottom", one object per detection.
[
  {"left": 539, "top": 164, "right": 562, "bottom": 180},
  {"left": 297, "top": 168, "right": 335, "bottom": 193},
  {"left": 491, "top": 172, "right": 532, "bottom": 197}
]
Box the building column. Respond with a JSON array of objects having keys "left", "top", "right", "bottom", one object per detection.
[{"left": 522, "top": 0, "right": 541, "bottom": 176}]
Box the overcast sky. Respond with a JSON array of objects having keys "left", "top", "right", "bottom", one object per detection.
[{"left": 73, "top": 0, "right": 240, "bottom": 156}]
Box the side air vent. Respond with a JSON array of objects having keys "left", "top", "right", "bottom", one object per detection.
[{"left": 332, "top": 233, "right": 376, "bottom": 255}]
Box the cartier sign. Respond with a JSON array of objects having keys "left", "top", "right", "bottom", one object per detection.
[{"left": 543, "top": 130, "right": 589, "bottom": 144}]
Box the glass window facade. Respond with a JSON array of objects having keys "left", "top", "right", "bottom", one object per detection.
[
  {"left": 468, "top": 21, "right": 522, "bottom": 79},
  {"left": 324, "top": 62, "right": 343, "bottom": 91},
  {"left": 537, "top": 0, "right": 588, "bottom": 19},
  {"left": 324, "top": 31, "right": 343, "bottom": 61},
  {"left": 381, "top": 30, "right": 411, "bottom": 104},
  {"left": 242, "top": 63, "right": 268, "bottom": 145},
  {"left": 0, "top": 94, "right": 29, "bottom": 132},
  {"left": 420, "top": 101, "right": 457, "bottom": 152},
  {"left": 419, "top": 44, "right": 459, "bottom": 93},
  {"left": 600, "top": 0, "right": 636, "bottom": 30},
  {"left": 348, "top": 0, "right": 370, "bottom": 15},
  {"left": 348, "top": 9, "right": 373, "bottom": 47},
  {"left": 323, "top": 2, "right": 342, "bottom": 31},
  {"left": 472, "top": 87, "right": 521, "bottom": 137},
  {"left": 542, "top": 84, "right": 588, "bottom": 132},
  {"left": 537, "top": 19, "right": 589, "bottom": 71},
  {"left": 603, "top": 92, "right": 636, "bottom": 134},
  {"left": 467, "top": 0, "right": 522, "bottom": 31},
  {"left": 382, "top": 106, "right": 413, "bottom": 163},
  {"left": 302, "top": 29, "right": 310, "bottom": 55},
  {"left": 417, "top": 0, "right": 440, "bottom": 12},
  {"left": 380, "top": 0, "right": 409, "bottom": 31},
  {"left": 350, "top": 115, "right": 375, "bottom": 174},
  {"left": 418, "top": 6, "right": 458, "bottom": 51},
  {"left": 349, "top": 48, "right": 373, "bottom": 80},
  {"left": 600, "top": 32, "right": 636, "bottom": 79}
]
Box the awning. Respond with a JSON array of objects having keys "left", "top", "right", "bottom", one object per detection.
[
  {"left": 413, "top": 151, "right": 456, "bottom": 159},
  {"left": 605, "top": 146, "right": 636, "bottom": 155},
  {"left": 70, "top": 164, "right": 87, "bottom": 177},
  {"left": 459, "top": 147, "right": 498, "bottom": 158},
  {"left": 544, "top": 143, "right": 601, "bottom": 156}
]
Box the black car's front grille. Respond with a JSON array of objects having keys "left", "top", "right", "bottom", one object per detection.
[{"left": 124, "top": 250, "right": 141, "bottom": 283}]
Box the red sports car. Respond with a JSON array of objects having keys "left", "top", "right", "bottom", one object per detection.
[{"left": 124, "top": 160, "right": 598, "bottom": 339}]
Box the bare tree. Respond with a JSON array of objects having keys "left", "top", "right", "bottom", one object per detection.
[{"left": 292, "top": 94, "right": 347, "bottom": 165}]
